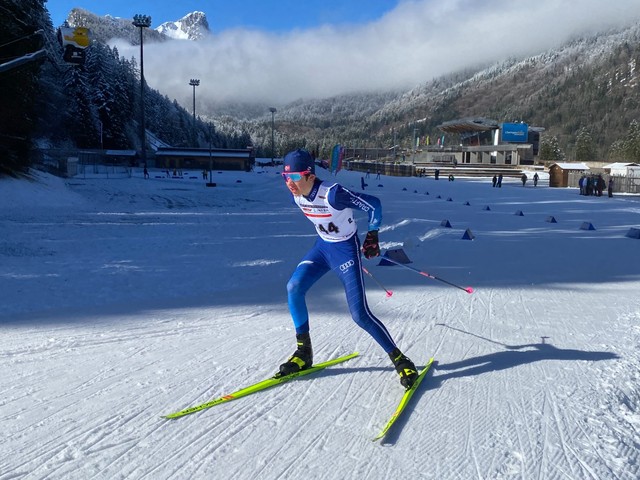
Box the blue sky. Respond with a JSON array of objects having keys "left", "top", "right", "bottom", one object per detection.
[
  {"left": 47, "top": 0, "right": 640, "bottom": 107},
  {"left": 47, "top": 0, "right": 400, "bottom": 31}
]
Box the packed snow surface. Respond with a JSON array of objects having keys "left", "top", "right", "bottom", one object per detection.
[{"left": 1, "top": 167, "right": 639, "bottom": 480}]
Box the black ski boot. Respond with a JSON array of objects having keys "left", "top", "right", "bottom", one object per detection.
[
  {"left": 389, "top": 348, "right": 418, "bottom": 389},
  {"left": 279, "top": 333, "right": 313, "bottom": 375}
]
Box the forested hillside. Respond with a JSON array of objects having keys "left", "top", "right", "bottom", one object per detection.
[
  {"left": 2, "top": 1, "right": 640, "bottom": 175},
  {"left": 242, "top": 23, "right": 640, "bottom": 162},
  {"left": 0, "top": 2, "right": 250, "bottom": 175}
]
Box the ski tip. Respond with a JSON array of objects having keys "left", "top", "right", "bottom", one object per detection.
[
  {"left": 465, "top": 287, "right": 474, "bottom": 294},
  {"left": 386, "top": 290, "right": 393, "bottom": 297}
]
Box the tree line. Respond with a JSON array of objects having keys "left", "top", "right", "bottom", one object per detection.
[{"left": 0, "top": 0, "right": 251, "bottom": 176}]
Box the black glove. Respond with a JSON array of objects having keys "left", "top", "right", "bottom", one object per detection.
[{"left": 362, "top": 230, "right": 380, "bottom": 259}]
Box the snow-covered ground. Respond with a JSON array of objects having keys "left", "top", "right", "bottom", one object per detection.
[{"left": 1, "top": 166, "right": 639, "bottom": 480}]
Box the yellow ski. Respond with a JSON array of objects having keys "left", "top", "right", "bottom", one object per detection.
[
  {"left": 164, "top": 352, "right": 359, "bottom": 419},
  {"left": 373, "top": 357, "right": 434, "bottom": 441}
]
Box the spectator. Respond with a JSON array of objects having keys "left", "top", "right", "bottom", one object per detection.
[{"left": 596, "top": 175, "right": 605, "bottom": 197}]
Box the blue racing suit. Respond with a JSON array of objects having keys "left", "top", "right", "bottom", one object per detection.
[{"left": 287, "top": 178, "right": 397, "bottom": 353}]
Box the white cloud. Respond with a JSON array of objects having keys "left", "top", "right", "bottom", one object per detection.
[{"left": 112, "top": 0, "right": 640, "bottom": 109}]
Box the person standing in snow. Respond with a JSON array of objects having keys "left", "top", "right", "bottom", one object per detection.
[
  {"left": 596, "top": 175, "right": 605, "bottom": 197},
  {"left": 521, "top": 173, "right": 527, "bottom": 186},
  {"left": 533, "top": 173, "right": 539, "bottom": 187},
  {"left": 279, "top": 149, "right": 418, "bottom": 389}
]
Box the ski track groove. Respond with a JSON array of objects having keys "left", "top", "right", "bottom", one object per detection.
[
  {"left": 465, "top": 383, "right": 482, "bottom": 479},
  {"left": 154, "top": 397, "right": 283, "bottom": 480},
  {"left": 547, "top": 389, "right": 582, "bottom": 480},
  {"left": 161, "top": 353, "right": 352, "bottom": 480},
  {"left": 267, "top": 369, "right": 353, "bottom": 477},
  {"left": 1, "top": 317, "right": 244, "bottom": 480},
  {"left": 164, "top": 362, "right": 291, "bottom": 470}
]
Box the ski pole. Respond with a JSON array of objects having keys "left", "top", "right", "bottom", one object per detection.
[
  {"left": 381, "top": 256, "right": 474, "bottom": 294},
  {"left": 362, "top": 267, "right": 393, "bottom": 297}
]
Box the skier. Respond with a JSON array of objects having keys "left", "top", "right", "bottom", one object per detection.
[
  {"left": 279, "top": 149, "right": 418, "bottom": 389},
  {"left": 533, "top": 172, "right": 539, "bottom": 187}
]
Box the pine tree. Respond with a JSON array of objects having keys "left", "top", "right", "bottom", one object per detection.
[
  {"left": 625, "top": 119, "right": 640, "bottom": 162},
  {"left": 609, "top": 139, "right": 627, "bottom": 161},
  {"left": 0, "top": 0, "right": 49, "bottom": 174},
  {"left": 574, "top": 127, "right": 597, "bottom": 162},
  {"left": 540, "top": 136, "right": 565, "bottom": 163},
  {"left": 63, "top": 65, "right": 99, "bottom": 148}
]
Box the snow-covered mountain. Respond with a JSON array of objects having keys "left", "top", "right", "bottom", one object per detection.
[
  {"left": 65, "top": 9, "right": 209, "bottom": 44},
  {"left": 66, "top": 8, "right": 168, "bottom": 45},
  {"left": 155, "top": 11, "right": 210, "bottom": 41}
]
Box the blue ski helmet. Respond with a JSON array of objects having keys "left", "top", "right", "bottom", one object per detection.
[{"left": 283, "top": 149, "right": 315, "bottom": 174}]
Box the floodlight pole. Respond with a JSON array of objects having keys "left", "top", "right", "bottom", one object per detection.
[
  {"left": 189, "top": 79, "right": 200, "bottom": 148},
  {"left": 189, "top": 78, "right": 200, "bottom": 124},
  {"left": 269, "top": 107, "right": 277, "bottom": 163},
  {"left": 208, "top": 121, "right": 213, "bottom": 183},
  {"left": 132, "top": 14, "right": 151, "bottom": 166},
  {"left": 413, "top": 127, "right": 418, "bottom": 165}
]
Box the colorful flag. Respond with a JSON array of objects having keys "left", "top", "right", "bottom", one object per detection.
[{"left": 330, "top": 144, "right": 344, "bottom": 174}]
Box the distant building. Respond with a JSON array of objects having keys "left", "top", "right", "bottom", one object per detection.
[
  {"left": 431, "top": 117, "right": 544, "bottom": 167},
  {"left": 548, "top": 162, "right": 590, "bottom": 187},
  {"left": 154, "top": 147, "right": 254, "bottom": 171},
  {"left": 603, "top": 162, "right": 639, "bottom": 176}
]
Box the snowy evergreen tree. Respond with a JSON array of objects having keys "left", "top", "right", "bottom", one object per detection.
[
  {"left": 539, "top": 136, "right": 565, "bottom": 163},
  {"left": 609, "top": 119, "right": 640, "bottom": 162},
  {"left": 609, "top": 139, "right": 627, "bottom": 161},
  {"left": 63, "top": 65, "right": 99, "bottom": 148},
  {"left": 0, "top": 0, "right": 49, "bottom": 173},
  {"left": 574, "top": 127, "right": 597, "bottom": 162},
  {"left": 625, "top": 119, "right": 640, "bottom": 162}
]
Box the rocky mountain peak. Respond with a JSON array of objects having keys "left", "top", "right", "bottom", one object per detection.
[{"left": 155, "top": 11, "right": 210, "bottom": 41}]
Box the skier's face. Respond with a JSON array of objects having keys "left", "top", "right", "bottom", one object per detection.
[{"left": 284, "top": 173, "right": 314, "bottom": 196}]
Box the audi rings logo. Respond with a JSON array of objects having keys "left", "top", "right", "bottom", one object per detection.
[{"left": 339, "top": 259, "right": 355, "bottom": 272}]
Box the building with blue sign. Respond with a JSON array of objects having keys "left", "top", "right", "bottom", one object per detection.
[{"left": 417, "top": 117, "right": 544, "bottom": 168}]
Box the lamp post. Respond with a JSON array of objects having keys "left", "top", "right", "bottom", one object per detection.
[
  {"left": 132, "top": 14, "right": 151, "bottom": 166},
  {"left": 208, "top": 121, "right": 213, "bottom": 184},
  {"left": 189, "top": 78, "right": 200, "bottom": 124},
  {"left": 413, "top": 127, "right": 418, "bottom": 165},
  {"left": 269, "top": 107, "right": 277, "bottom": 163}
]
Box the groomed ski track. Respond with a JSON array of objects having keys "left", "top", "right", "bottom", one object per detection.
[{"left": 1, "top": 169, "right": 638, "bottom": 479}]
